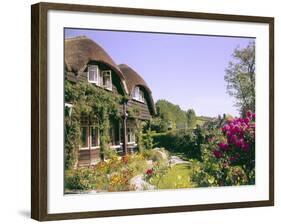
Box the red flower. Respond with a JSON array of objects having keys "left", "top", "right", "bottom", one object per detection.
[
  {"left": 213, "top": 149, "right": 223, "bottom": 159},
  {"left": 146, "top": 169, "right": 153, "bottom": 175}
]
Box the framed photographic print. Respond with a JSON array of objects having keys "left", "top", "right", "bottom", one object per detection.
[{"left": 31, "top": 2, "right": 274, "bottom": 221}]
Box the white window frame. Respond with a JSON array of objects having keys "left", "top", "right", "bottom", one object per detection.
[
  {"left": 132, "top": 86, "right": 145, "bottom": 103},
  {"left": 101, "top": 70, "right": 112, "bottom": 90},
  {"left": 87, "top": 65, "right": 99, "bottom": 84},
  {"left": 127, "top": 127, "right": 136, "bottom": 144},
  {"left": 80, "top": 125, "right": 100, "bottom": 150},
  {"left": 139, "top": 90, "right": 145, "bottom": 103}
]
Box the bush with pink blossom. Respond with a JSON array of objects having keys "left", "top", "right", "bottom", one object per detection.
[
  {"left": 213, "top": 111, "right": 255, "bottom": 184},
  {"left": 191, "top": 111, "right": 255, "bottom": 187}
]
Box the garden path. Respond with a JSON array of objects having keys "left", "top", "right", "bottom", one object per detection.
[
  {"left": 130, "top": 174, "right": 156, "bottom": 191},
  {"left": 169, "top": 155, "right": 191, "bottom": 166}
]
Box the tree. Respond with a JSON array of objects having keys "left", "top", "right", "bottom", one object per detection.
[
  {"left": 186, "top": 109, "right": 196, "bottom": 128},
  {"left": 154, "top": 99, "right": 187, "bottom": 132},
  {"left": 225, "top": 42, "right": 255, "bottom": 116}
]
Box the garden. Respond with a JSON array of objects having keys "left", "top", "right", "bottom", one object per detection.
[
  {"left": 65, "top": 109, "right": 255, "bottom": 193},
  {"left": 64, "top": 40, "right": 256, "bottom": 193}
]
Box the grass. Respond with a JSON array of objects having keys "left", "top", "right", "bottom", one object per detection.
[{"left": 150, "top": 163, "right": 196, "bottom": 189}]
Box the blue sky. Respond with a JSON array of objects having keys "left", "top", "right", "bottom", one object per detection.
[{"left": 65, "top": 28, "right": 254, "bottom": 117}]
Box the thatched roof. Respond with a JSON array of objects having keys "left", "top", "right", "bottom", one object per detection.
[
  {"left": 118, "top": 64, "right": 151, "bottom": 94},
  {"left": 65, "top": 36, "right": 128, "bottom": 93},
  {"left": 118, "top": 64, "right": 156, "bottom": 115},
  {"left": 64, "top": 36, "right": 155, "bottom": 115}
]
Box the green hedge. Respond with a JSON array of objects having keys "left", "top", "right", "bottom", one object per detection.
[{"left": 151, "top": 130, "right": 203, "bottom": 161}]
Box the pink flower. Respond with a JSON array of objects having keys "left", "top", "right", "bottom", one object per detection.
[
  {"left": 252, "top": 113, "right": 256, "bottom": 120},
  {"left": 234, "top": 125, "right": 241, "bottom": 133},
  {"left": 219, "top": 142, "right": 229, "bottom": 151},
  {"left": 222, "top": 124, "right": 230, "bottom": 132},
  {"left": 244, "top": 117, "right": 250, "bottom": 124},
  {"left": 235, "top": 139, "right": 244, "bottom": 148},
  {"left": 230, "top": 135, "right": 238, "bottom": 144},
  {"left": 213, "top": 149, "right": 223, "bottom": 159},
  {"left": 242, "top": 143, "right": 250, "bottom": 152},
  {"left": 246, "top": 111, "right": 253, "bottom": 118}
]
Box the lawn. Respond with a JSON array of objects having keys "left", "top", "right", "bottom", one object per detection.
[{"left": 149, "top": 163, "right": 196, "bottom": 189}]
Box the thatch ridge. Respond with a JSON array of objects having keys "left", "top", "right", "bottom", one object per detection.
[
  {"left": 118, "top": 64, "right": 156, "bottom": 115},
  {"left": 65, "top": 36, "right": 122, "bottom": 76},
  {"left": 118, "top": 64, "right": 150, "bottom": 94}
]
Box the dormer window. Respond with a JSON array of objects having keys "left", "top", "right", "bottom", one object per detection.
[
  {"left": 101, "top": 70, "right": 112, "bottom": 90},
  {"left": 88, "top": 65, "right": 99, "bottom": 84},
  {"left": 87, "top": 65, "right": 112, "bottom": 91},
  {"left": 132, "top": 86, "right": 145, "bottom": 103}
]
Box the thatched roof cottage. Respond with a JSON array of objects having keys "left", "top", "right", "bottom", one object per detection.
[{"left": 65, "top": 36, "right": 156, "bottom": 166}]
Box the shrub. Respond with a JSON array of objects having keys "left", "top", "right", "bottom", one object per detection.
[
  {"left": 213, "top": 111, "right": 255, "bottom": 183},
  {"left": 152, "top": 129, "right": 203, "bottom": 161},
  {"left": 226, "top": 166, "right": 248, "bottom": 185},
  {"left": 140, "top": 148, "right": 168, "bottom": 163},
  {"left": 65, "top": 168, "right": 108, "bottom": 190},
  {"left": 191, "top": 111, "right": 256, "bottom": 187},
  {"left": 108, "top": 169, "right": 135, "bottom": 192},
  {"left": 127, "top": 154, "right": 148, "bottom": 176},
  {"left": 142, "top": 130, "right": 154, "bottom": 150}
]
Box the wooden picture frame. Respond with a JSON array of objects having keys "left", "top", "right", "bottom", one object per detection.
[{"left": 31, "top": 2, "right": 274, "bottom": 221}]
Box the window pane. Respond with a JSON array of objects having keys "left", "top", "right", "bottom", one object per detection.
[
  {"left": 139, "top": 90, "right": 144, "bottom": 102},
  {"left": 91, "top": 127, "right": 99, "bottom": 147},
  {"left": 81, "top": 127, "right": 88, "bottom": 148},
  {"left": 109, "top": 125, "right": 114, "bottom": 145},
  {"left": 102, "top": 71, "right": 112, "bottom": 89},
  {"left": 127, "top": 128, "right": 135, "bottom": 143},
  {"left": 127, "top": 128, "right": 131, "bottom": 142},
  {"left": 115, "top": 122, "right": 120, "bottom": 145},
  {"left": 88, "top": 65, "right": 98, "bottom": 82},
  {"left": 131, "top": 129, "right": 135, "bottom": 142},
  {"left": 134, "top": 87, "right": 139, "bottom": 99}
]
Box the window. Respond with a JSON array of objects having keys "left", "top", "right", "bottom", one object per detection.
[
  {"left": 88, "top": 65, "right": 99, "bottom": 83},
  {"left": 80, "top": 126, "right": 99, "bottom": 149},
  {"left": 110, "top": 122, "right": 121, "bottom": 145},
  {"left": 81, "top": 126, "right": 89, "bottom": 148},
  {"left": 91, "top": 126, "right": 99, "bottom": 147},
  {"left": 132, "top": 86, "right": 145, "bottom": 102},
  {"left": 127, "top": 128, "right": 135, "bottom": 143},
  {"left": 101, "top": 70, "right": 112, "bottom": 90},
  {"left": 139, "top": 90, "right": 145, "bottom": 102}
]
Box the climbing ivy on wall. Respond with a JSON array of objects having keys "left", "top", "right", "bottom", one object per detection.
[{"left": 64, "top": 80, "right": 122, "bottom": 170}]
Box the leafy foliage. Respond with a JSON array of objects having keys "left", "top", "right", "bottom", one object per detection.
[
  {"left": 225, "top": 41, "right": 255, "bottom": 116},
  {"left": 186, "top": 109, "right": 196, "bottom": 128},
  {"left": 191, "top": 111, "right": 255, "bottom": 187},
  {"left": 152, "top": 128, "right": 204, "bottom": 161},
  {"left": 64, "top": 80, "right": 122, "bottom": 169},
  {"left": 155, "top": 100, "right": 187, "bottom": 131}
]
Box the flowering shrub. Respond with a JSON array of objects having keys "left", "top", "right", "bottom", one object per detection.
[
  {"left": 207, "top": 111, "right": 255, "bottom": 185},
  {"left": 213, "top": 111, "right": 255, "bottom": 184},
  {"left": 65, "top": 153, "right": 150, "bottom": 192},
  {"left": 191, "top": 111, "right": 255, "bottom": 187},
  {"left": 108, "top": 169, "right": 135, "bottom": 192}
]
